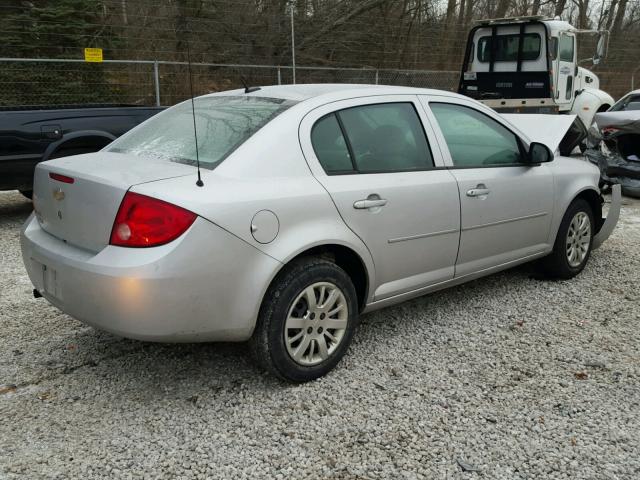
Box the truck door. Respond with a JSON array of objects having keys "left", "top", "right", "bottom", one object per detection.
[{"left": 555, "top": 33, "right": 576, "bottom": 111}]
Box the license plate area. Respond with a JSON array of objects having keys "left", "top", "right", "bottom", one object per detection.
[{"left": 31, "top": 258, "right": 62, "bottom": 301}]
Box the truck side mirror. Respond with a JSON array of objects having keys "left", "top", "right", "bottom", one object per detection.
[{"left": 593, "top": 33, "right": 608, "bottom": 65}]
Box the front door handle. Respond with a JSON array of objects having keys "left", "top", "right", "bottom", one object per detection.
[
  {"left": 353, "top": 195, "right": 388, "bottom": 209},
  {"left": 466, "top": 184, "right": 490, "bottom": 197}
]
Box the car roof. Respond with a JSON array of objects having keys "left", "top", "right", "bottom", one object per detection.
[{"left": 204, "top": 83, "right": 462, "bottom": 104}]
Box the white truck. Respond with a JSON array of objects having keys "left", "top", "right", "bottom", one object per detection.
[{"left": 458, "top": 16, "right": 614, "bottom": 152}]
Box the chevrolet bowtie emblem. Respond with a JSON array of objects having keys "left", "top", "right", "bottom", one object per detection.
[{"left": 53, "top": 188, "right": 65, "bottom": 201}]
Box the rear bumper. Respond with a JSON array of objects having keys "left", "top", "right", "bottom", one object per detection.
[
  {"left": 20, "top": 214, "right": 281, "bottom": 342},
  {"left": 593, "top": 184, "right": 621, "bottom": 249}
]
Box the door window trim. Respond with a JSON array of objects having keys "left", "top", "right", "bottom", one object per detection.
[{"left": 311, "top": 101, "right": 437, "bottom": 175}]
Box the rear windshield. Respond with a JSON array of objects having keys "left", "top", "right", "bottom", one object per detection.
[
  {"left": 107, "top": 96, "right": 295, "bottom": 169},
  {"left": 477, "top": 33, "right": 541, "bottom": 62}
]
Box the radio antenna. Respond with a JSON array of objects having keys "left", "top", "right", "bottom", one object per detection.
[{"left": 186, "top": 36, "right": 204, "bottom": 187}]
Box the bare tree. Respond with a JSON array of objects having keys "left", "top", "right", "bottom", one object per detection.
[
  {"left": 495, "top": 0, "right": 511, "bottom": 18},
  {"left": 611, "top": 0, "right": 628, "bottom": 34},
  {"left": 572, "top": 0, "right": 590, "bottom": 28},
  {"left": 555, "top": 0, "right": 568, "bottom": 17}
]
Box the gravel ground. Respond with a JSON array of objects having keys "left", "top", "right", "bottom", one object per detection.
[{"left": 1, "top": 189, "right": 639, "bottom": 480}]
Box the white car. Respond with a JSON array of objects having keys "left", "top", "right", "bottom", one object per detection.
[{"left": 21, "top": 85, "right": 621, "bottom": 382}]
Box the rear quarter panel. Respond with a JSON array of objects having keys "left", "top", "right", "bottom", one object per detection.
[{"left": 131, "top": 110, "right": 377, "bottom": 306}]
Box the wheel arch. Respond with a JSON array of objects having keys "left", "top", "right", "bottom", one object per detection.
[
  {"left": 43, "top": 130, "right": 116, "bottom": 160},
  {"left": 574, "top": 188, "right": 603, "bottom": 233},
  {"left": 553, "top": 188, "right": 603, "bottom": 245},
  {"left": 267, "top": 243, "right": 371, "bottom": 313}
]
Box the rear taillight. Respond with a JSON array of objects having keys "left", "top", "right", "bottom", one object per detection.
[
  {"left": 602, "top": 126, "right": 620, "bottom": 135},
  {"left": 49, "top": 172, "right": 75, "bottom": 184},
  {"left": 110, "top": 192, "right": 196, "bottom": 247}
]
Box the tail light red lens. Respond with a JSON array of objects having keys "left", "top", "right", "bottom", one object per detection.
[
  {"left": 49, "top": 172, "right": 75, "bottom": 184},
  {"left": 110, "top": 192, "right": 196, "bottom": 247}
]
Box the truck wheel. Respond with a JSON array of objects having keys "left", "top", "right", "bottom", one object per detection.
[
  {"left": 540, "top": 198, "right": 594, "bottom": 279},
  {"left": 19, "top": 190, "right": 33, "bottom": 200},
  {"left": 249, "top": 257, "right": 359, "bottom": 382}
]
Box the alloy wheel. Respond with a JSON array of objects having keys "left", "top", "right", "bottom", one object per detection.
[
  {"left": 284, "top": 282, "right": 349, "bottom": 366},
  {"left": 566, "top": 211, "right": 591, "bottom": 268}
]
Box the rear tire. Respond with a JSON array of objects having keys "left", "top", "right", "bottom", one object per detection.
[
  {"left": 540, "top": 198, "right": 594, "bottom": 279},
  {"left": 249, "top": 257, "right": 359, "bottom": 382}
]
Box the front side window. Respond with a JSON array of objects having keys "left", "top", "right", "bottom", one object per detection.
[
  {"left": 430, "top": 103, "right": 523, "bottom": 167},
  {"left": 311, "top": 102, "right": 434, "bottom": 174},
  {"left": 107, "top": 96, "right": 295, "bottom": 170},
  {"left": 610, "top": 94, "right": 640, "bottom": 112},
  {"left": 477, "top": 33, "right": 541, "bottom": 62},
  {"left": 559, "top": 35, "right": 574, "bottom": 62}
]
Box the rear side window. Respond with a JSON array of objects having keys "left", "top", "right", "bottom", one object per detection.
[
  {"left": 430, "top": 103, "right": 523, "bottom": 167},
  {"left": 311, "top": 114, "right": 354, "bottom": 174},
  {"left": 311, "top": 102, "right": 434, "bottom": 174},
  {"left": 478, "top": 33, "right": 541, "bottom": 62},
  {"left": 549, "top": 37, "right": 558, "bottom": 60},
  {"left": 559, "top": 35, "right": 574, "bottom": 62}
]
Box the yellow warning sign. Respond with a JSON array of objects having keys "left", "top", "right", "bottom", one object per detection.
[{"left": 84, "top": 48, "right": 103, "bottom": 63}]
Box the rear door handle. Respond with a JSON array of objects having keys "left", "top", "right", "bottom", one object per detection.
[
  {"left": 353, "top": 196, "right": 388, "bottom": 209},
  {"left": 466, "top": 184, "right": 490, "bottom": 197}
]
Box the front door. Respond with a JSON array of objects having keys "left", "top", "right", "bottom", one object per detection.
[
  {"left": 555, "top": 33, "right": 576, "bottom": 111},
  {"left": 299, "top": 97, "right": 460, "bottom": 300},
  {"left": 424, "top": 98, "right": 554, "bottom": 277}
]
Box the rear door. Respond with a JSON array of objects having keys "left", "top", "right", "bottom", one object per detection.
[
  {"left": 299, "top": 96, "right": 460, "bottom": 300},
  {"left": 421, "top": 96, "right": 554, "bottom": 277}
]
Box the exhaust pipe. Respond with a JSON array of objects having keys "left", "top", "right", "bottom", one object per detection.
[{"left": 33, "top": 289, "right": 42, "bottom": 299}]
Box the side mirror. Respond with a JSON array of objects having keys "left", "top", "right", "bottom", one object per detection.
[
  {"left": 593, "top": 33, "right": 608, "bottom": 65},
  {"left": 529, "top": 142, "right": 554, "bottom": 164}
]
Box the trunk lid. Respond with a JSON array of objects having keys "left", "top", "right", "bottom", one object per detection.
[{"left": 32, "top": 152, "right": 195, "bottom": 252}]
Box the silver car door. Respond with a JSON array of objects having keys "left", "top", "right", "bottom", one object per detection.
[
  {"left": 421, "top": 96, "right": 554, "bottom": 277},
  {"left": 299, "top": 95, "right": 460, "bottom": 301}
]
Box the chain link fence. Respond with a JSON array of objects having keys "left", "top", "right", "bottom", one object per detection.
[{"left": 0, "top": 58, "right": 459, "bottom": 107}]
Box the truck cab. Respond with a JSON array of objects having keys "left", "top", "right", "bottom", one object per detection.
[{"left": 458, "top": 16, "right": 614, "bottom": 130}]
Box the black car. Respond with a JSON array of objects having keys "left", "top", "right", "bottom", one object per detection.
[{"left": 0, "top": 104, "right": 163, "bottom": 198}]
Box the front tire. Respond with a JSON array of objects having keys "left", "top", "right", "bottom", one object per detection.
[
  {"left": 540, "top": 198, "right": 594, "bottom": 279},
  {"left": 249, "top": 257, "right": 359, "bottom": 382}
]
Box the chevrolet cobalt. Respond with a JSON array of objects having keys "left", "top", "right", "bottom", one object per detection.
[{"left": 21, "top": 85, "right": 620, "bottom": 382}]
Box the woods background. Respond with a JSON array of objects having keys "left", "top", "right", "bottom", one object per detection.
[{"left": 0, "top": 0, "right": 638, "bottom": 106}]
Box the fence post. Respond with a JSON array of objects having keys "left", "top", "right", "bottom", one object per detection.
[
  {"left": 277, "top": 66, "right": 282, "bottom": 85},
  {"left": 290, "top": 2, "right": 296, "bottom": 84},
  {"left": 153, "top": 60, "right": 161, "bottom": 106},
  {"left": 375, "top": 70, "right": 379, "bottom": 85}
]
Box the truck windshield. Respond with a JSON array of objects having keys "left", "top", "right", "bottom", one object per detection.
[
  {"left": 107, "top": 96, "right": 295, "bottom": 169},
  {"left": 478, "top": 33, "right": 541, "bottom": 62}
]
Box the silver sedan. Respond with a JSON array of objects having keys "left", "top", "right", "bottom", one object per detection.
[{"left": 21, "top": 85, "right": 621, "bottom": 382}]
